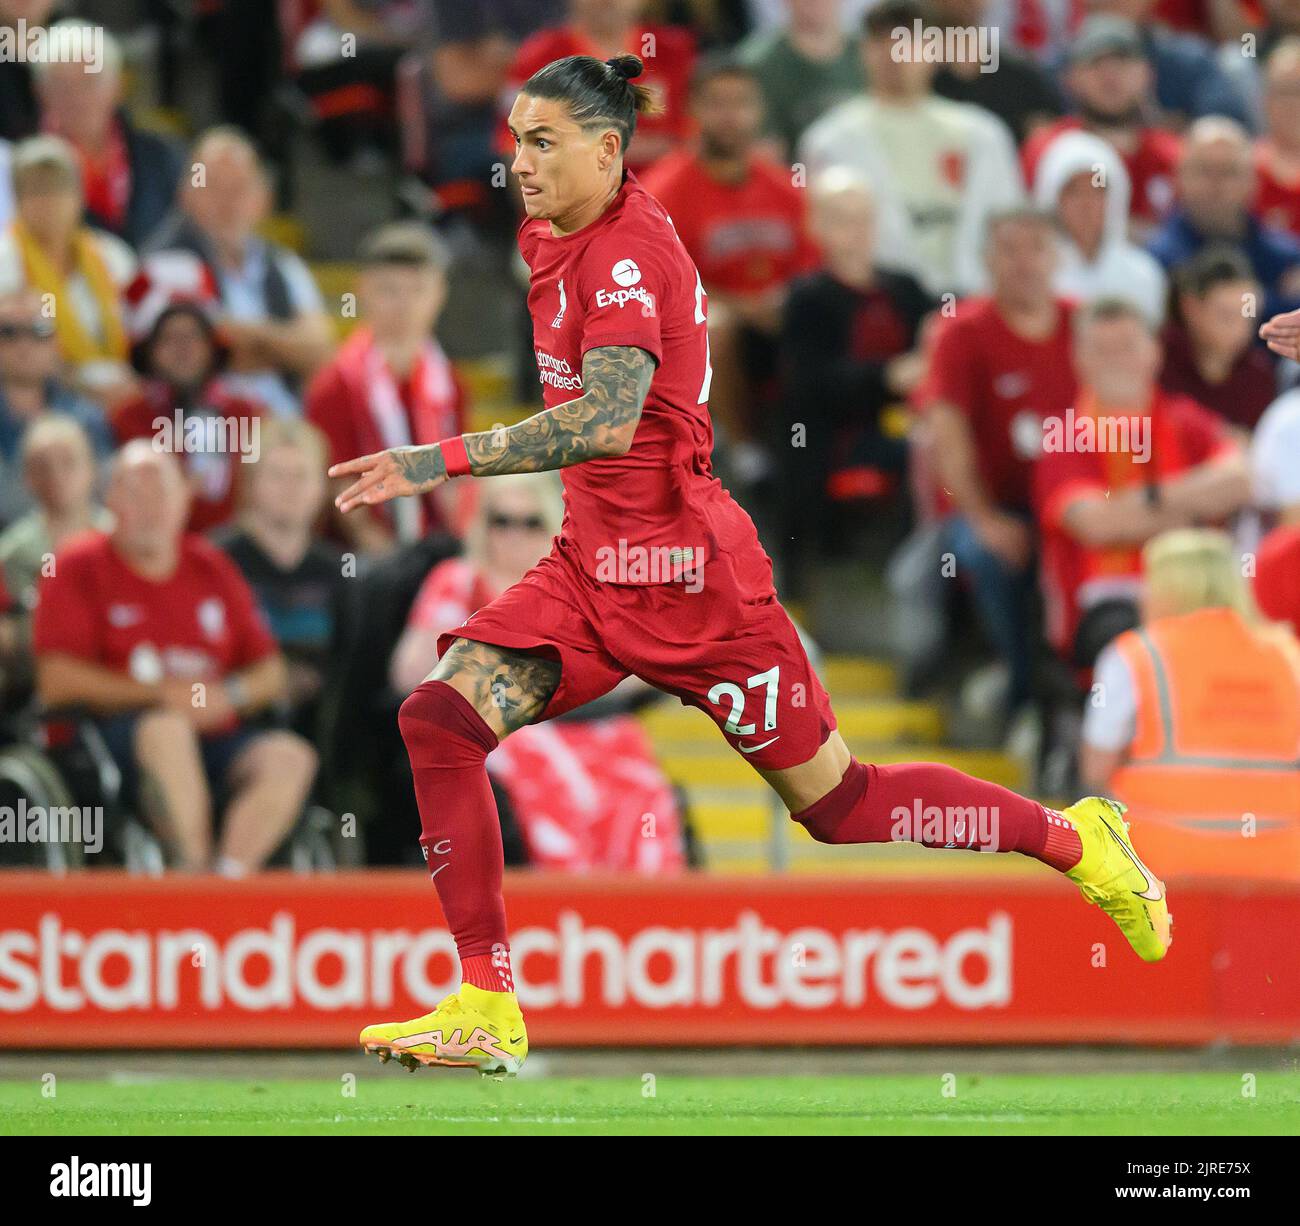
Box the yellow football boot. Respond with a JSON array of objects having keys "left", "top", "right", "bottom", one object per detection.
[
  {"left": 1064, "top": 796, "right": 1172, "bottom": 963},
  {"left": 360, "top": 983, "right": 528, "bottom": 1077}
]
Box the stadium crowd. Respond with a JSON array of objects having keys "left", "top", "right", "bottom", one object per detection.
[{"left": 0, "top": 0, "right": 1297, "bottom": 879}]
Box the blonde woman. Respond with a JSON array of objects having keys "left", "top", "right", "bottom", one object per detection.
[
  {"left": 0, "top": 136, "right": 136, "bottom": 401},
  {"left": 391, "top": 473, "right": 687, "bottom": 875},
  {"left": 1081, "top": 528, "right": 1300, "bottom": 882}
]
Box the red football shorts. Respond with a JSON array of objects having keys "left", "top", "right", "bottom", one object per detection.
[{"left": 437, "top": 536, "right": 836, "bottom": 772}]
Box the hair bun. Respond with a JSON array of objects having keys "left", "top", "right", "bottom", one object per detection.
[{"left": 606, "top": 54, "right": 643, "bottom": 82}]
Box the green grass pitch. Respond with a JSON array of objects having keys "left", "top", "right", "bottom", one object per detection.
[{"left": 2, "top": 1072, "right": 1297, "bottom": 1135}]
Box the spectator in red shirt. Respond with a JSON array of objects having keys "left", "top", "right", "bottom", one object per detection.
[
  {"left": 308, "top": 222, "right": 467, "bottom": 556},
  {"left": 1021, "top": 16, "right": 1180, "bottom": 238},
  {"left": 111, "top": 291, "right": 265, "bottom": 536},
  {"left": 501, "top": 0, "right": 697, "bottom": 173},
  {"left": 641, "top": 55, "right": 819, "bottom": 485},
  {"left": 1250, "top": 383, "right": 1300, "bottom": 636},
  {"left": 1253, "top": 37, "right": 1300, "bottom": 240},
  {"left": 32, "top": 442, "right": 318, "bottom": 874},
  {"left": 901, "top": 207, "right": 1076, "bottom": 715},
  {"left": 1159, "top": 244, "right": 1278, "bottom": 429},
  {"left": 1035, "top": 297, "right": 1250, "bottom": 666}
]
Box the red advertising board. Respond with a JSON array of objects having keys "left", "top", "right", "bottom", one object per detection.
[{"left": 0, "top": 870, "right": 1297, "bottom": 1047}]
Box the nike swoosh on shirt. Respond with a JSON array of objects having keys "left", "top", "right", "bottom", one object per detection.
[{"left": 738, "top": 736, "right": 780, "bottom": 754}]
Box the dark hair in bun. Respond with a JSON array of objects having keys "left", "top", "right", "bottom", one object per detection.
[{"left": 521, "top": 53, "right": 661, "bottom": 156}]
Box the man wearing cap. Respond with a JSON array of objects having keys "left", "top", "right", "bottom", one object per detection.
[{"left": 1022, "top": 16, "right": 1181, "bottom": 237}]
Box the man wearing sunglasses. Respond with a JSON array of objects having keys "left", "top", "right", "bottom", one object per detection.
[{"left": 0, "top": 289, "right": 112, "bottom": 528}]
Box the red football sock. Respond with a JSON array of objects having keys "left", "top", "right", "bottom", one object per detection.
[
  {"left": 792, "top": 759, "right": 1082, "bottom": 871},
  {"left": 398, "top": 680, "right": 516, "bottom": 993}
]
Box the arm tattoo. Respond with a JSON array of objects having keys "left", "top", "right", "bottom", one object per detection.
[
  {"left": 432, "top": 638, "right": 562, "bottom": 736},
  {"left": 393, "top": 444, "right": 447, "bottom": 491},
  {"left": 462, "top": 345, "right": 654, "bottom": 476}
]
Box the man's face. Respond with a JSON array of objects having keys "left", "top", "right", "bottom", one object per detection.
[
  {"left": 693, "top": 73, "right": 763, "bottom": 160},
  {"left": 359, "top": 263, "right": 445, "bottom": 340},
  {"left": 1067, "top": 53, "right": 1148, "bottom": 117},
  {"left": 570, "top": 0, "right": 642, "bottom": 31},
  {"left": 1178, "top": 137, "right": 1254, "bottom": 229},
  {"left": 863, "top": 31, "right": 935, "bottom": 99},
  {"left": 108, "top": 452, "right": 191, "bottom": 556},
  {"left": 1182, "top": 280, "right": 1256, "bottom": 355},
  {"left": 1075, "top": 316, "right": 1160, "bottom": 403},
  {"left": 26, "top": 433, "right": 95, "bottom": 514},
  {"left": 0, "top": 295, "right": 58, "bottom": 384},
  {"left": 38, "top": 60, "right": 121, "bottom": 139},
  {"left": 986, "top": 219, "right": 1056, "bottom": 301},
  {"left": 249, "top": 443, "right": 325, "bottom": 529},
  {"left": 1056, "top": 171, "right": 1108, "bottom": 249},
  {"left": 482, "top": 487, "right": 553, "bottom": 580},
  {"left": 1264, "top": 55, "right": 1300, "bottom": 144},
  {"left": 811, "top": 188, "right": 876, "bottom": 277},
  {"left": 184, "top": 144, "right": 268, "bottom": 245},
  {"left": 787, "top": 0, "right": 844, "bottom": 31},
  {"left": 0, "top": 1, "right": 57, "bottom": 24},
  {"left": 149, "top": 311, "right": 216, "bottom": 391},
  {"left": 509, "top": 93, "right": 615, "bottom": 223},
  {"left": 16, "top": 172, "right": 80, "bottom": 245}
]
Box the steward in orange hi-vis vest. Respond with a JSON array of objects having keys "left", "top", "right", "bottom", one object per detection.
[{"left": 1108, "top": 607, "right": 1300, "bottom": 881}]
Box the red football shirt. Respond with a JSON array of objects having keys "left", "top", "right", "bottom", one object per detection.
[
  {"left": 638, "top": 150, "right": 820, "bottom": 296},
  {"left": 1254, "top": 523, "right": 1300, "bottom": 640},
  {"left": 520, "top": 169, "right": 759, "bottom": 581},
  {"left": 1022, "top": 119, "right": 1180, "bottom": 223},
  {"left": 33, "top": 532, "right": 277, "bottom": 728},
  {"left": 1254, "top": 142, "right": 1300, "bottom": 240},
  {"left": 501, "top": 24, "right": 696, "bottom": 172},
  {"left": 919, "top": 296, "right": 1077, "bottom": 511},
  {"left": 1034, "top": 390, "right": 1233, "bottom": 652},
  {"left": 111, "top": 382, "right": 266, "bottom": 535}
]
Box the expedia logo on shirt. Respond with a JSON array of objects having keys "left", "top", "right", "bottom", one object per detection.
[{"left": 595, "top": 285, "right": 656, "bottom": 315}]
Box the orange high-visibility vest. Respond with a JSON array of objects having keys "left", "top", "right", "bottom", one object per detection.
[{"left": 1109, "top": 608, "right": 1300, "bottom": 881}]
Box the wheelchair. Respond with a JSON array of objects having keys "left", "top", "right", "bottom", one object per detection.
[{"left": 0, "top": 704, "right": 346, "bottom": 874}]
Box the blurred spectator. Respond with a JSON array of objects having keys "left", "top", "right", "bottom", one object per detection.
[
  {"left": 1022, "top": 16, "right": 1180, "bottom": 237},
  {"left": 897, "top": 208, "right": 1074, "bottom": 716},
  {"left": 0, "top": 139, "right": 13, "bottom": 230},
  {"left": 1081, "top": 528, "right": 1300, "bottom": 882},
  {"left": 780, "top": 168, "right": 933, "bottom": 597},
  {"left": 1252, "top": 37, "right": 1300, "bottom": 240},
  {"left": 0, "top": 135, "right": 136, "bottom": 400},
  {"left": 289, "top": 0, "right": 435, "bottom": 167},
  {"left": 1219, "top": 0, "right": 1300, "bottom": 132},
  {"left": 110, "top": 274, "right": 265, "bottom": 536},
  {"left": 642, "top": 55, "right": 819, "bottom": 483},
  {"left": 743, "top": 0, "right": 874, "bottom": 32},
  {"left": 1033, "top": 129, "right": 1167, "bottom": 325},
  {"left": 145, "top": 127, "right": 333, "bottom": 418},
  {"left": 391, "top": 472, "right": 687, "bottom": 873},
  {"left": 1084, "top": 0, "right": 1252, "bottom": 127},
  {"left": 1147, "top": 117, "right": 1300, "bottom": 320},
  {"left": 736, "top": 0, "right": 865, "bottom": 159},
  {"left": 217, "top": 418, "right": 344, "bottom": 741},
  {"left": 308, "top": 222, "right": 466, "bottom": 556},
  {"left": 929, "top": 0, "right": 1065, "bottom": 145},
  {"left": 32, "top": 442, "right": 317, "bottom": 875},
  {"left": 800, "top": 0, "right": 1023, "bottom": 297},
  {"left": 397, "top": 0, "right": 562, "bottom": 227},
  {"left": 1251, "top": 385, "right": 1300, "bottom": 636},
  {"left": 0, "top": 288, "right": 112, "bottom": 527},
  {"left": 1159, "top": 244, "right": 1276, "bottom": 429},
  {"left": 0, "top": 0, "right": 58, "bottom": 142},
  {"left": 1035, "top": 298, "right": 1250, "bottom": 668},
  {"left": 33, "top": 22, "right": 183, "bottom": 249},
  {"left": 501, "top": 0, "right": 698, "bottom": 173},
  {"left": 0, "top": 414, "right": 109, "bottom": 698}
]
